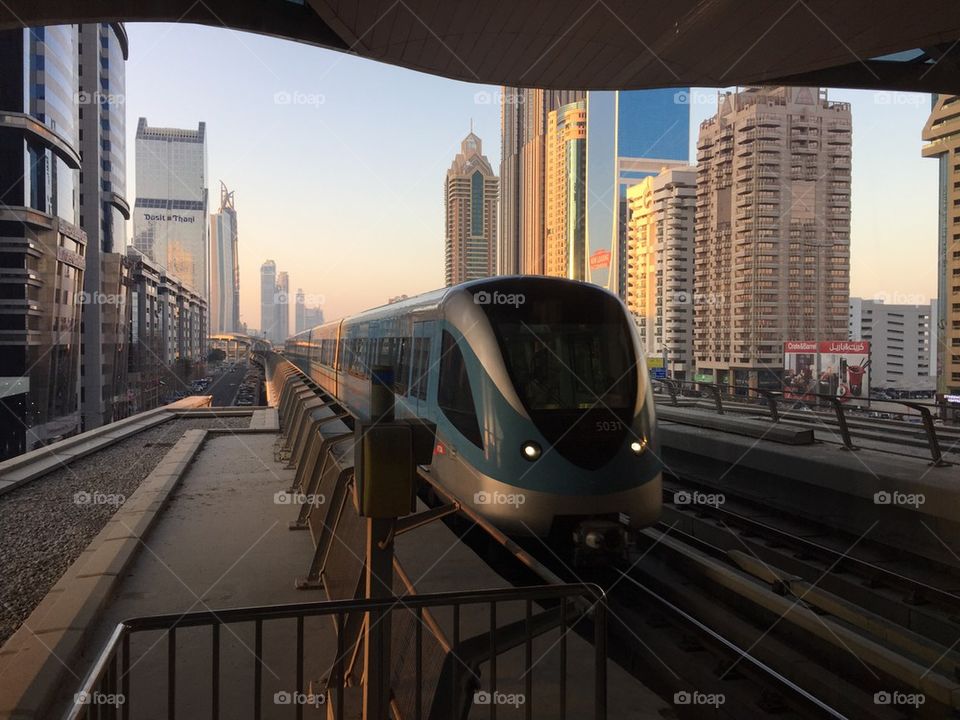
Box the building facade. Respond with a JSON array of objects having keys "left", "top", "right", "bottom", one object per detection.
[
  {"left": 0, "top": 25, "right": 87, "bottom": 458},
  {"left": 499, "top": 89, "right": 586, "bottom": 275},
  {"left": 126, "top": 247, "right": 207, "bottom": 410},
  {"left": 921, "top": 95, "right": 960, "bottom": 395},
  {"left": 260, "top": 260, "right": 277, "bottom": 343},
  {"left": 694, "top": 87, "right": 852, "bottom": 390},
  {"left": 78, "top": 22, "right": 132, "bottom": 430},
  {"left": 849, "top": 298, "right": 936, "bottom": 392},
  {"left": 275, "top": 270, "right": 290, "bottom": 341},
  {"left": 132, "top": 118, "right": 208, "bottom": 298},
  {"left": 209, "top": 182, "right": 239, "bottom": 334},
  {"left": 544, "top": 101, "right": 587, "bottom": 279},
  {"left": 444, "top": 131, "right": 499, "bottom": 286},
  {"left": 625, "top": 167, "right": 697, "bottom": 379},
  {"left": 294, "top": 289, "right": 324, "bottom": 333}
]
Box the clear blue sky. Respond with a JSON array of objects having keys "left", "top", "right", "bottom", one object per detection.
[{"left": 123, "top": 23, "right": 939, "bottom": 327}]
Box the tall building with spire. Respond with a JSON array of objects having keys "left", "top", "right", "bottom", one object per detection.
[
  {"left": 444, "top": 128, "right": 499, "bottom": 286},
  {"left": 209, "top": 182, "right": 240, "bottom": 333}
]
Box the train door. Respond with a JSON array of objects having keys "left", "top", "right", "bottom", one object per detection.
[{"left": 411, "top": 320, "right": 436, "bottom": 418}]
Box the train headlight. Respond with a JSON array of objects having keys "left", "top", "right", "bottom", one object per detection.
[
  {"left": 630, "top": 437, "right": 648, "bottom": 455},
  {"left": 521, "top": 441, "right": 542, "bottom": 461}
]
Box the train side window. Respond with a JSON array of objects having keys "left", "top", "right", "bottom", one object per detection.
[
  {"left": 395, "top": 337, "right": 410, "bottom": 395},
  {"left": 413, "top": 337, "right": 431, "bottom": 401},
  {"left": 437, "top": 331, "right": 482, "bottom": 448}
]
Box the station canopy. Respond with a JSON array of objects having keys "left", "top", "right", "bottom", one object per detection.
[{"left": 3, "top": 1, "right": 960, "bottom": 92}]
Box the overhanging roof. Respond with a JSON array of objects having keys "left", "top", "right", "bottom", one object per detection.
[{"left": 4, "top": 1, "right": 960, "bottom": 93}]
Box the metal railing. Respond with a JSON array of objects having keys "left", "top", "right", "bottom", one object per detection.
[
  {"left": 654, "top": 378, "right": 951, "bottom": 465},
  {"left": 67, "top": 585, "right": 608, "bottom": 720}
]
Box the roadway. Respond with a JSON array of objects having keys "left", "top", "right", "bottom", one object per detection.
[{"left": 206, "top": 361, "right": 248, "bottom": 406}]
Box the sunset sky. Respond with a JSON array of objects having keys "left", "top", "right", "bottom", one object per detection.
[{"left": 123, "top": 23, "right": 939, "bottom": 329}]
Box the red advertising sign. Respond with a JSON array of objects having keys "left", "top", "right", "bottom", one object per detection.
[
  {"left": 589, "top": 249, "right": 611, "bottom": 271},
  {"left": 783, "top": 340, "right": 871, "bottom": 404}
]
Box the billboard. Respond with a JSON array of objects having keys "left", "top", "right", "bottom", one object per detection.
[{"left": 783, "top": 341, "right": 870, "bottom": 404}]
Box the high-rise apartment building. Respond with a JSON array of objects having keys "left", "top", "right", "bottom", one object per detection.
[
  {"left": 444, "top": 130, "right": 498, "bottom": 286},
  {"left": 849, "top": 298, "right": 936, "bottom": 391},
  {"left": 209, "top": 182, "right": 240, "bottom": 334},
  {"left": 133, "top": 118, "right": 208, "bottom": 298},
  {"left": 0, "top": 25, "right": 86, "bottom": 458},
  {"left": 78, "top": 22, "right": 132, "bottom": 430},
  {"left": 694, "top": 87, "right": 852, "bottom": 390},
  {"left": 260, "top": 260, "right": 277, "bottom": 342},
  {"left": 922, "top": 95, "right": 960, "bottom": 395},
  {"left": 544, "top": 101, "right": 587, "bottom": 279},
  {"left": 499, "top": 89, "right": 586, "bottom": 275},
  {"left": 275, "top": 270, "right": 290, "bottom": 341},
  {"left": 625, "top": 167, "right": 697, "bottom": 379}
]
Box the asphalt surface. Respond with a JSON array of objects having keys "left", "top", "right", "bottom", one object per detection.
[{"left": 206, "top": 362, "right": 250, "bottom": 406}]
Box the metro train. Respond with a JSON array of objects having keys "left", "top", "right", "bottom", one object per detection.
[{"left": 284, "top": 276, "right": 662, "bottom": 553}]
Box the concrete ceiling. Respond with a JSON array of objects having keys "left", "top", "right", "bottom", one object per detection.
[{"left": 4, "top": 0, "right": 960, "bottom": 92}]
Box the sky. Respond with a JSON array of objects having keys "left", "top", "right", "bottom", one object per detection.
[{"left": 123, "top": 23, "right": 940, "bottom": 328}]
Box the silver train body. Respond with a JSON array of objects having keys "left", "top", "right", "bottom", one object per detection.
[{"left": 285, "top": 276, "right": 662, "bottom": 538}]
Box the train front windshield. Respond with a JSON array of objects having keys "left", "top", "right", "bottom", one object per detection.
[{"left": 477, "top": 280, "right": 639, "bottom": 468}]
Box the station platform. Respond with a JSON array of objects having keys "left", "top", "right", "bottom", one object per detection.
[{"left": 0, "top": 403, "right": 668, "bottom": 719}]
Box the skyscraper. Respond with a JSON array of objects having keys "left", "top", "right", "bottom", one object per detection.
[
  {"left": 921, "top": 95, "right": 960, "bottom": 396},
  {"left": 209, "top": 182, "right": 240, "bottom": 334},
  {"left": 78, "top": 22, "right": 132, "bottom": 429},
  {"left": 499, "top": 89, "right": 586, "bottom": 275},
  {"left": 500, "top": 88, "right": 689, "bottom": 284},
  {"left": 694, "top": 87, "right": 852, "bottom": 390},
  {"left": 544, "top": 101, "right": 587, "bottom": 279},
  {"left": 275, "top": 271, "right": 290, "bottom": 341},
  {"left": 133, "top": 118, "right": 208, "bottom": 297},
  {"left": 260, "top": 260, "right": 277, "bottom": 342},
  {"left": 444, "top": 130, "right": 499, "bottom": 286},
  {"left": 0, "top": 25, "right": 86, "bottom": 458},
  {"left": 849, "top": 298, "right": 936, "bottom": 391},
  {"left": 625, "top": 167, "right": 697, "bottom": 379},
  {"left": 295, "top": 289, "right": 305, "bottom": 335}
]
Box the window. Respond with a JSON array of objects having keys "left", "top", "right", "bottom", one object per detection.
[
  {"left": 438, "top": 331, "right": 482, "bottom": 448},
  {"left": 411, "top": 337, "right": 432, "bottom": 401},
  {"left": 395, "top": 337, "right": 411, "bottom": 395}
]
